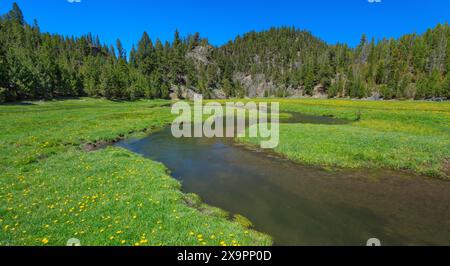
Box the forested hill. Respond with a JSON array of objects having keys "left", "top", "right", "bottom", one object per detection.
[{"left": 0, "top": 3, "right": 449, "bottom": 102}]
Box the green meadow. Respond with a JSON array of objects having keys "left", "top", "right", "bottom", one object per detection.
[
  {"left": 1, "top": 98, "right": 449, "bottom": 246},
  {"left": 0, "top": 99, "right": 270, "bottom": 246},
  {"left": 240, "top": 99, "right": 450, "bottom": 178}
]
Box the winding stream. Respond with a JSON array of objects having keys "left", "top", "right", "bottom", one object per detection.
[{"left": 116, "top": 113, "right": 450, "bottom": 246}]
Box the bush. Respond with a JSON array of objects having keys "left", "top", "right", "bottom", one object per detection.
[{"left": 380, "top": 84, "right": 393, "bottom": 99}]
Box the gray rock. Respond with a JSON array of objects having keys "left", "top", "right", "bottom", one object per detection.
[
  {"left": 169, "top": 85, "right": 201, "bottom": 100},
  {"left": 211, "top": 89, "right": 227, "bottom": 99},
  {"left": 186, "top": 46, "right": 212, "bottom": 65},
  {"left": 312, "top": 84, "right": 328, "bottom": 99},
  {"left": 233, "top": 73, "right": 276, "bottom": 98},
  {"left": 286, "top": 86, "right": 305, "bottom": 98},
  {"left": 366, "top": 92, "right": 383, "bottom": 101}
]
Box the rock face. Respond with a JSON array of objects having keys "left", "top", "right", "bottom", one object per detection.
[
  {"left": 183, "top": 47, "right": 336, "bottom": 99},
  {"left": 286, "top": 86, "right": 305, "bottom": 98},
  {"left": 211, "top": 89, "right": 227, "bottom": 99},
  {"left": 233, "top": 73, "right": 276, "bottom": 98},
  {"left": 186, "top": 46, "right": 212, "bottom": 66},
  {"left": 312, "top": 84, "right": 328, "bottom": 98},
  {"left": 169, "top": 86, "right": 201, "bottom": 100}
]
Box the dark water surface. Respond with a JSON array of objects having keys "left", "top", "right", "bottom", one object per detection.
[{"left": 116, "top": 116, "right": 450, "bottom": 246}]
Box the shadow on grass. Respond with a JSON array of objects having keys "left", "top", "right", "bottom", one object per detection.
[{"left": 1, "top": 102, "right": 36, "bottom": 106}]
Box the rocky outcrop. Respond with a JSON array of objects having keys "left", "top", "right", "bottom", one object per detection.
[
  {"left": 186, "top": 46, "right": 213, "bottom": 66},
  {"left": 366, "top": 92, "right": 383, "bottom": 101},
  {"left": 233, "top": 73, "right": 276, "bottom": 98},
  {"left": 169, "top": 86, "right": 201, "bottom": 100},
  {"left": 312, "top": 84, "right": 328, "bottom": 98},
  {"left": 286, "top": 86, "right": 305, "bottom": 98},
  {"left": 211, "top": 89, "right": 227, "bottom": 99}
]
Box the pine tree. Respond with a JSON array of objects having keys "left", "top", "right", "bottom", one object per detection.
[
  {"left": 116, "top": 39, "right": 126, "bottom": 61},
  {"left": 136, "top": 32, "right": 154, "bottom": 75},
  {"left": 222, "top": 78, "right": 233, "bottom": 98},
  {"left": 0, "top": 3, "right": 449, "bottom": 102},
  {"left": 7, "top": 3, "right": 24, "bottom": 25}
]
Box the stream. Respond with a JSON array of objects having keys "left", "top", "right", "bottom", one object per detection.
[{"left": 115, "top": 113, "right": 450, "bottom": 246}]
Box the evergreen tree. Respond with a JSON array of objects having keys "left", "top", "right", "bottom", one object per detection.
[
  {"left": 0, "top": 3, "right": 449, "bottom": 102},
  {"left": 116, "top": 39, "right": 126, "bottom": 61},
  {"left": 7, "top": 3, "right": 24, "bottom": 25}
]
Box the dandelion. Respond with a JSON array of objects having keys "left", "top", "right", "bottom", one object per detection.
[{"left": 41, "top": 238, "right": 49, "bottom": 245}]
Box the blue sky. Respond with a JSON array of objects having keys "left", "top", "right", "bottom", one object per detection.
[{"left": 1, "top": 0, "right": 449, "bottom": 53}]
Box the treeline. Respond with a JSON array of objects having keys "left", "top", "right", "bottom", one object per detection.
[
  {"left": 216, "top": 26, "right": 450, "bottom": 99},
  {"left": 0, "top": 3, "right": 449, "bottom": 102},
  {"left": 0, "top": 3, "right": 203, "bottom": 101}
]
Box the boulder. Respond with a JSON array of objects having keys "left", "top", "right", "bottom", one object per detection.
[
  {"left": 366, "top": 92, "right": 383, "bottom": 101},
  {"left": 212, "top": 89, "right": 227, "bottom": 99},
  {"left": 312, "top": 84, "right": 328, "bottom": 98},
  {"left": 169, "top": 86, "right": 201, "bottom": 100}
]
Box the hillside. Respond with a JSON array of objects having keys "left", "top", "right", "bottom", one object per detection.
[{"left": 0, "top": 3, "right": 449, "bottom": 102}]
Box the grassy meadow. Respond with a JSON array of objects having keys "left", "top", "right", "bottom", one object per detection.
[
  {"left": 0, "top": 97, "right": 449, "bottom": 246},
  {"left": 240, "top": 99, "right": 450, "bottom": 178},
  {"left": 0, "top": 98, "right": 271, "bottom": 246}
]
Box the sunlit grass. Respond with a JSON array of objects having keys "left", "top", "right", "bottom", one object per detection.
[
  {"left": 0, "top": 98, "right": 271, "bottom": 246},
  {"left": 240, "top": 98, "right": 450, "bottom": 178},
  {"left": 1, "top": 97, "right": 449, "bottom": 246}
]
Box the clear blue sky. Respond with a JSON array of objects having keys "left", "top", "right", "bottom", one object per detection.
[{"left": 1, "top": 0, "right": 449, "bottom": 53}]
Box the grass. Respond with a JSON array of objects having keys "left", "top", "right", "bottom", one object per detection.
[
  {"left": 1, "top": 97, "right": 449, "bottom": 246},
  {"left": 0, "top": 98, "right": 271, "bottom": 246},
  {"left": 239, "top": 98, "right": 450, "bottom": 178}
]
